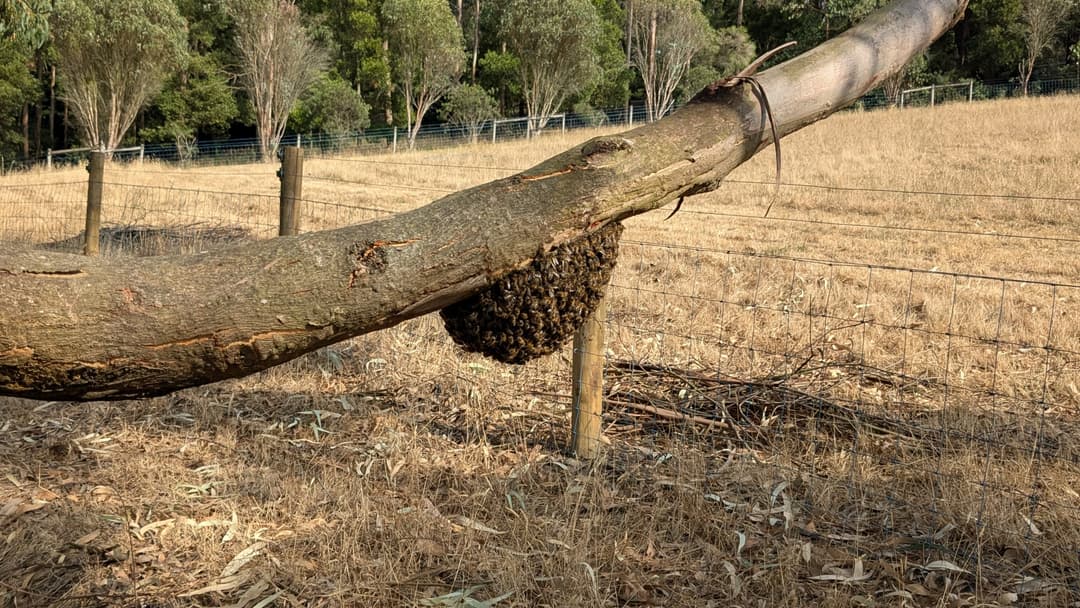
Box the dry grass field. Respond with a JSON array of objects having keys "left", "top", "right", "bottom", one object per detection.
[{"left": 1, "top": 94, "right": 1078, "bottom": 607}]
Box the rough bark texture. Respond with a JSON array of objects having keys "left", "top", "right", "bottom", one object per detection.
[{"left": 0, "top": 0, "right": 967, "bottom": 401}]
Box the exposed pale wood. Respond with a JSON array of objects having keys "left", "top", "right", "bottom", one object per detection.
[{"left": 0, "top": 0, "right": 967, "bottom": 401}]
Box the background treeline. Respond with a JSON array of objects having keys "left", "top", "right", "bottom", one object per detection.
[{"left": 1, "top": 0, "right": 1078, "bottom": 162}]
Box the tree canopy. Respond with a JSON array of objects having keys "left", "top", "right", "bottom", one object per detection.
[
  {"left": 51, "top": 0, "right": 188, "bottom": 151},
  {"left": 0, "top": 39, "right": 37, "bottom": 161},
  {"left": 382, "top": 0, "right": 465, "bottom": 146},
  {"left": 291, "top": 72, "right": 372, "bottom": 135},
  {"left": 0, "top": 0, "right": 50, "bottom": 48},
  {"left": 500, "top": 0, "right": 602, "bottom": 133},
  {"left": 229, "top": 0, "right": 327, "bottom": 161},
  {"left": 437, "top": 82, "right": 498, "bottom": 142}
]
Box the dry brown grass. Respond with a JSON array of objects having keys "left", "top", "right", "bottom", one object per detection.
[{"left": 1, "top": 95, "right": 1079, "bottom": 607}]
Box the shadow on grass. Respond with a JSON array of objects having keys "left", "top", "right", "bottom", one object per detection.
[{"left": 2, "top": 363, "right": 1079, "bottom": 607}]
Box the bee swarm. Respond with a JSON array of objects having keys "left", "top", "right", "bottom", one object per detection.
[{"left": 440, "top": 222, "right": 623, "bottom": 364}]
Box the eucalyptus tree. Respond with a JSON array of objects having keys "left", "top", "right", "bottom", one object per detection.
[
  {"left": 229, "top": 0, "right": 326, "bottom": 161},
  {"left": 291, "top": 73, "right": 372, "bottom": 135},
  {"left": 51, "top": 0, "right": 187, "bottom": 151},
  {"left": 629, "top": 0, "right": 717, "bottom": 122},
  {"left": 143, "top": 55, "right": 240, "bottom": 160},
  {"left": 438, "top": 83, "right": 498, "bottom": 143},
  {"left": 382, "top": 0, "right": 465, "bottom": 147},
  {"left": 1019, "top": 0, "right": 1075, "bottom": 94},
  {"left": 302, "top": 0, "right": 393, "bottom": 125},
  {"left": 143, "top": 0, "right": 239, "bottom": 158},
  {"left": 675, "top": 25, "right": 757, "bottom": 106},
  {"left": 500, "top": 0, "right": 602, "bottom": 134}
]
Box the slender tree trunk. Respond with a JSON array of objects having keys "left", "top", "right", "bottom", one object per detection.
[
  {"left": 33, "top": 102, "right": 42, "bottom": 158},
  {"left": 471, "top": 0, "right": 480, "bottom": 83},
  {"left": 1021, "top": 57, "right": 1035, "bottom": 96},
  {"left": 383, "top": 39, "right": 394, "bottom": 127},
  {"left": 405, "top": 81, "right": 416, "bottom": 149},
  {"left": 737, "top": 0, "right": 744, "bottom": 26},
  {"left": 498, "top": 41, "right": 508, "bottom": 114},
  {"left": 107, "top": 95, "right": 119, "bottom": 152},
  {"left": 646, "top": 8, "right": 658, "bottom": 122},
  {"left": 21, "top": 105, "right": 29, "bottom": 159},
  {"left": 49, "top": 64, "right": 56, "bottom": 148},
  {"left": 0, "top": 0, "right": 969, "bottom": 401}
]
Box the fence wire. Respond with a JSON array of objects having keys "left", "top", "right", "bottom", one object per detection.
[
  {"left": 0, "top": 149, "right": 1077, "bottom": 604},
  {"left": 0, "top": 181, "right": 87, "bottom": 245}
]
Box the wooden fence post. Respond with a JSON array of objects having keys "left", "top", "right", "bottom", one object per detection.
[
  {"left": 278, "top": 146, "right": 303, "bottom": 236},
  {"left": 83, "top": 151, "right": 105, "bottom": 256},
  {"left": 571, "top": 294, "right": 607, "bottom": 458}
]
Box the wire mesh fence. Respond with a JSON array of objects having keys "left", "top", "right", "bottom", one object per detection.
[
  {"left": 1, "top": 180, "right": 280, "bottom": 255},
  {"left": 0, "top": 129, "right": 1078, "bottom": 603},
  {"left": 0, "top": 181, "right": 87, "bottom": 246},
  {"left": 582, "top": 227, "right": 1079, "bottom": 597},
  {"left": 852, "top": 77, "right": 1080, "bottom": 110}
]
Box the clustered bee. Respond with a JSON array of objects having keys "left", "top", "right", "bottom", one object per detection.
[{"left": 441, "top": 222, "right": 623, "bottom": 364}]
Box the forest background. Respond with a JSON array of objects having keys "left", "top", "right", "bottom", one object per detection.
[{"left": 1, "top": 0, "right": 1078, "bottom": 164}]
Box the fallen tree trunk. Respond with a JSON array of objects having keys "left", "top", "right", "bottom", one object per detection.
[{"left": 0, "top": 0, "right": 967, "bottom": 401}]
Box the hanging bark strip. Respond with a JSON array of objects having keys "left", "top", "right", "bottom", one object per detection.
[
  {"left": 663, "top": 41, "right": 796, "bottom": 221},
  {"left": 0, "top": 0, "right": 968, "bottom": 401}
]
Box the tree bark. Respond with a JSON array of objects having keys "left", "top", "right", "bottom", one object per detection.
[
  {"left": 471, "top": 0, "right": 480, "bottom": 83},
  {"left": 645, "top": 8, "right": 657, "bottom": 122},
  {"left": 0, "top": 0, "right": 967, "bottom": 401},
  {"left": 49, "top": 64, "right": 56, "bottom": 149},
  {"left": 21, "top": 104, "right": 29, "bottom": 159}
]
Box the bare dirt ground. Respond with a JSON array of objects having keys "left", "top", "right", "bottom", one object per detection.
[{"left": 1, "top": 95, "right": 1079, "bottom": 607}]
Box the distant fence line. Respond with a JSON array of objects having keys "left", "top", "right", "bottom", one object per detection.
[
  {"left": 46, "top": 144, "right": 146, "bottom": 169},
  {"left": 898, "top": 81, "right": 974, "bottom": 107},
  {"left": 3, "top": 75, "right": 1077, "bottom": 173},
  {"left": 858, "top": 76, "right": 1079, "bottom": 110}
]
